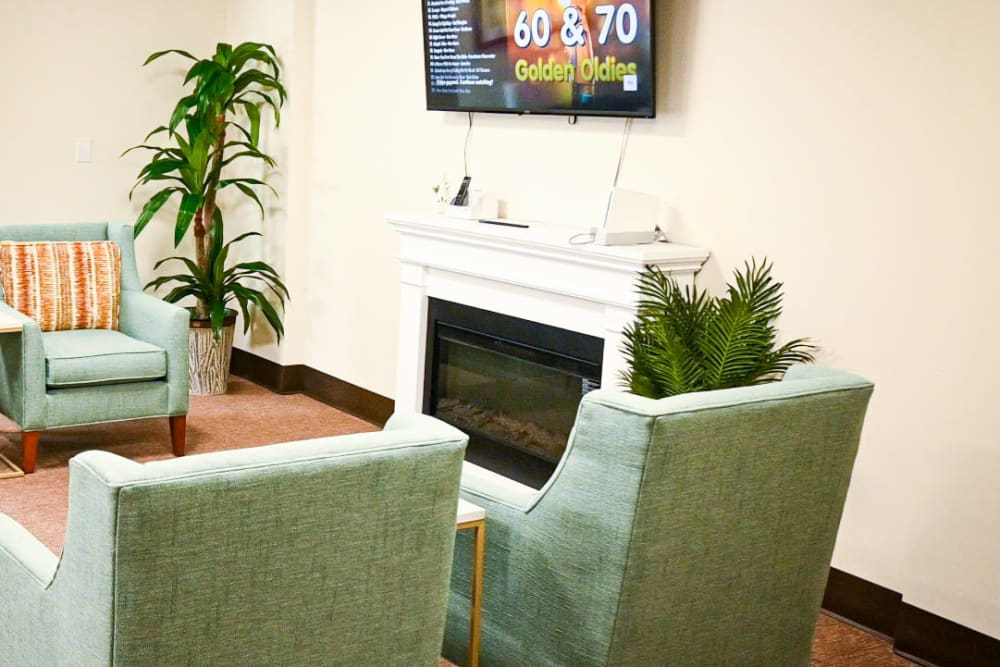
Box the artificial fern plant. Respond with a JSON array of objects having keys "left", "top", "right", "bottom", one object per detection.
[
  {"left": 621, "top": 260, "right": 816, "bottom": 398},
  {"left": 125, "top": 42, "right": 288, "bottom": 340}
]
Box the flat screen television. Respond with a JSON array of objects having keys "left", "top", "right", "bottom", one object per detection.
[{"left": 422, "top": 1, "right": 656, "bottom": 118}]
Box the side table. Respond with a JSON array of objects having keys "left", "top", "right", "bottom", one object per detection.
[
  {"left": 0, "top": 310, "right": 22, "bottom": 334},
  {"left": 456, "top": 498, "right": 486, "bottom": 667},
  {"left": 0, "top": 312, "right": 23, "bottom": 478}
]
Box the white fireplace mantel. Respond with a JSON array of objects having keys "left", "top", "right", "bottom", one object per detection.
[{"left": 386, "top": 213, "right": 709, "bottom": 412}]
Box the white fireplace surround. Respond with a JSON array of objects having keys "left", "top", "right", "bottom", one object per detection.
[{"left": 386, "top": 213, "right": 709, "bottom": 412}]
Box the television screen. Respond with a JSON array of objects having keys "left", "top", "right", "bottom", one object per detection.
[{"left": 422, "top": 1, "right": 656, "bottom": 118}]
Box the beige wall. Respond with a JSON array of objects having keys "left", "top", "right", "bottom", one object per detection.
[
  {"left": 218, "top": 0, "right": 314, "bottom": 365},
  {"left": 0, "top": 1, "right": 304, "bottom": 365},
  {"left": 5, "top": 0, "right": 998, "bottom": 639},
  {"left": 0, "top": 0, "right": 227, "bottom": 279}
]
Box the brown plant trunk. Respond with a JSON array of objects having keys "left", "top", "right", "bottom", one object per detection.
[
  {"left": 191, "top": 209, "right": 209, "bottom": 319},
  {"left": 192, "top": 115, "right": 228, "bottom": 320}
]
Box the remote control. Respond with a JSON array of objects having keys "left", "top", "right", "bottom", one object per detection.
[
  {"left": 451, "top": 176, "right": 472, "bottom": 206},
  {"left": 478, "top": 219, "right": 529, "bottom": 229}
]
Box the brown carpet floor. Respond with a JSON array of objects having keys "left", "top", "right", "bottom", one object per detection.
[{"left": 0, "top": 377, "right": 916, "bottom": 666}]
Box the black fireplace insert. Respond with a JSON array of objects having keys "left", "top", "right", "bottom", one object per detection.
[{"left": 424, "top": 298, "right": 603, "bottom": 488}]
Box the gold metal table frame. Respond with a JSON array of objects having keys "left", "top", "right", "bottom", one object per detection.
[
  {"left": 456, "top": 498, "right": 486, "bottom": 667},
  {"left": 0, "top": 314, "right": 25, "bottom": 478},
  {"left": 0, "top": 451, "right": 25, "bottom": 479}
]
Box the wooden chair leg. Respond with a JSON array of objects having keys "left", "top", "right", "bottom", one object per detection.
[
  {"left": 169, "top": 416, "right": 186, "bottom": 457},
  {"left": 22, "top": 431, "right": 40, "bottom": 474}
]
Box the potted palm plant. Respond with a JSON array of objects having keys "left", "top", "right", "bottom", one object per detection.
[
  {"left": 126, "top": 42, "right": 288, "bottom": 395},
  {"left": 622, "top": 259, "right": 816, "bottom": 398}
]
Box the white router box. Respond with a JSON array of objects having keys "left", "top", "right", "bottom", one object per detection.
[{"left": 594, "top": 187, "right": 659, "bottom": 246}]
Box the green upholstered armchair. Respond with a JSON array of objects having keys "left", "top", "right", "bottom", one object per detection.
[
  {"left": 0, "top": 413, "right": 468, "bottom": 666},
  {"left": 0, "top": 223, "right": 189, "bottom": 473},
  {"left": 443, "top": 365, "right": 874, "bottom": 667}
]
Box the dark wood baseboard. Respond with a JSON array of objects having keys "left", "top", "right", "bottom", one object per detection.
[
  {"left": 296, "top": 364, "right": 394, "bottom": 427},
  {"left": 893, "top": 603, "right": 1000, "bottom": 667},
  {"left": 230, "top": 348, "right": 999, "bottom": 666},
  {"left": 822, "top": 567, "right": 1000, "bottom": 667},
  {"left": 230, "top": 348, "right": 393, "bottom": 426},
  {"left": 230, "top": 348, "right": 304, "bottom": 395},
  {"left": 822, "top": 568, "right": 902, "bottom": 639}
]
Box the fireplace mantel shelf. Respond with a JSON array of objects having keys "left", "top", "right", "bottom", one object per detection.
[
  {"left": 386, "top": 212, "right": 709, "bottom": 413},
  {"left": 386, "top": 212, "right": 708, "bottom": 275}
]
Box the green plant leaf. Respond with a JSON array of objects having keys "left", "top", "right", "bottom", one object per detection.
[
  {"left": 143, "top": 125, "right": 170, "bottom": 142},
  {"left": 174, "top": 193, "right": 201, "bottom": 247},
  {"left": 229, "top": 42, "right": 279, "bottom": 77},
  {"left": 231, "top": 283, "right": 284, "bottom": 340},
  {"left": 183, "top": 59, "right": 211, "bottom": 85},
  {"left": 242, "top": 100, "right": 261, "bottom": 146},
  {"left": 222, "top": 230, "right": 262, "bottom": 249},
  {"left": 235, "top": 89, "right": 285, "bottom": 117},
  {"left": 219, "top": 177, "right": 278, "bottom": 198},
  {"left": 168, "top": 95, "right": 198, "bottom": 133},
  {"left": 207, "top": 208, "right": 225, "bottom": 268},
  {"left": 209, "top": 299, "right": 228, "bottom": 340},
  {"left": 233, "top": 182, "right": 266, "bottom": 218},
  {"left": 144, "top": 273, "right": 198, "bottom": 290},
  {"left": 227, "top": 261, "right": 285, "bottom": 285},
  {"left": 134, "top": 188, "right": 178, "bottom": 237},
  {"left": 226, "top": 268, "right": 289, "bottom": 303},
  {"left": 152, "top": 254, "right": 208, "bottom": 283},
  {"left": 215, "top": 42, "right": 233, "bottom": 64},
  {"left": 221, "top": 149, "right": 276, "bottom": 170},
  {"left": 161, "top": 285, "right": 205, "bottom": 303},
  {"left": 144, "top": 49, "right": 197, "bottom": 66}
]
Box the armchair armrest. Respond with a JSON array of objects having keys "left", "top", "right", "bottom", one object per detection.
[
  {"left": 0, "top": 302, "right": 46, "bottom": 429},
  {"left": 0, "top": 513, "right": 60, "bottom": 666},
  {"left": 0, "top": 513, "right": 58, "bottom": 586},
  {"left": 383, "top": 415, "right": 535, "bottom": 509},
  {"left": 384, "top": 412, "right": 468, "bottom": 440},
  {"left": 460, "top": 461, "right": 540, "bottom": 512},
  {"left": 118, "top": 291, "right": 189, "bottom": 415}
]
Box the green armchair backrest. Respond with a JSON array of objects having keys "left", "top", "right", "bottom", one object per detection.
[
  {"left": 0, "top": 413, "right": 468, "bottom": 666},
  {"left": 444, "top": 364, "right": 874, "bottom": 667}
]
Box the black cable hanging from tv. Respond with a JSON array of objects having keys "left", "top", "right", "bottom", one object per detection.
[{"left": 464, "top": 112, "right": 474, "bottom": 177}]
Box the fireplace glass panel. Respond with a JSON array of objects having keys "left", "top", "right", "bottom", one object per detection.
[{"left": 426, "top": 300, "right": 603, "bottom": 488}]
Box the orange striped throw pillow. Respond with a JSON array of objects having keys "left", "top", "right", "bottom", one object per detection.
[{"left": 0, "top": 241, "right": 121, "bottom": 331}]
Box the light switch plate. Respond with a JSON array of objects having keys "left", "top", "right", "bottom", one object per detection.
[{"left": 75, "top": 137, "right": 92, "bottom": 163}]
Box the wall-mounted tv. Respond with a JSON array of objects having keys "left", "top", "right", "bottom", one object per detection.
[{"left": 422, "top": 1, "right": 655, "bottom": 118}]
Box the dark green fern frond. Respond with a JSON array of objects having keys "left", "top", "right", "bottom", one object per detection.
[
  {"left": 620, "top": 259, "right": 818, "bottom": 398},
  {"left": 625, "top": 267, "right": 714, "bottom": 397}
]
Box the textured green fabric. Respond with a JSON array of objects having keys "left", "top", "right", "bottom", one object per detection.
[
  {"left": 45, "top": 382, "right": 171, "bottom": 428},
  {"left": 443, "top": 365, "right": 874, "bottom": 667},
  {"left": 106, "top": 223, "right": 143, "bottom": 292},
  {"left": 0, "top": 302, "right": 47, "bottom": 429},
  {"left": 0, "top": 222, "right": 188, "bottom": 430},
  {"left": 0, "top": 414, "right": 468, "bottom": 667},
  {"left": 0, "top": 514, "right": 58, "bottom": 583},
  {"left": 42, "top": 330, "right": 166, "bottom": 388},
  {"left": 117, "top": 291, "right": 189, "bottom": 416},
  {"left": 0, "top": 221, "right": 108, "bottom": 244}
]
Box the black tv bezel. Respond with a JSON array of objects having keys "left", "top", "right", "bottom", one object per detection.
[{"left": 421, "top": 1, "right": 657, "bottom": 120}]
